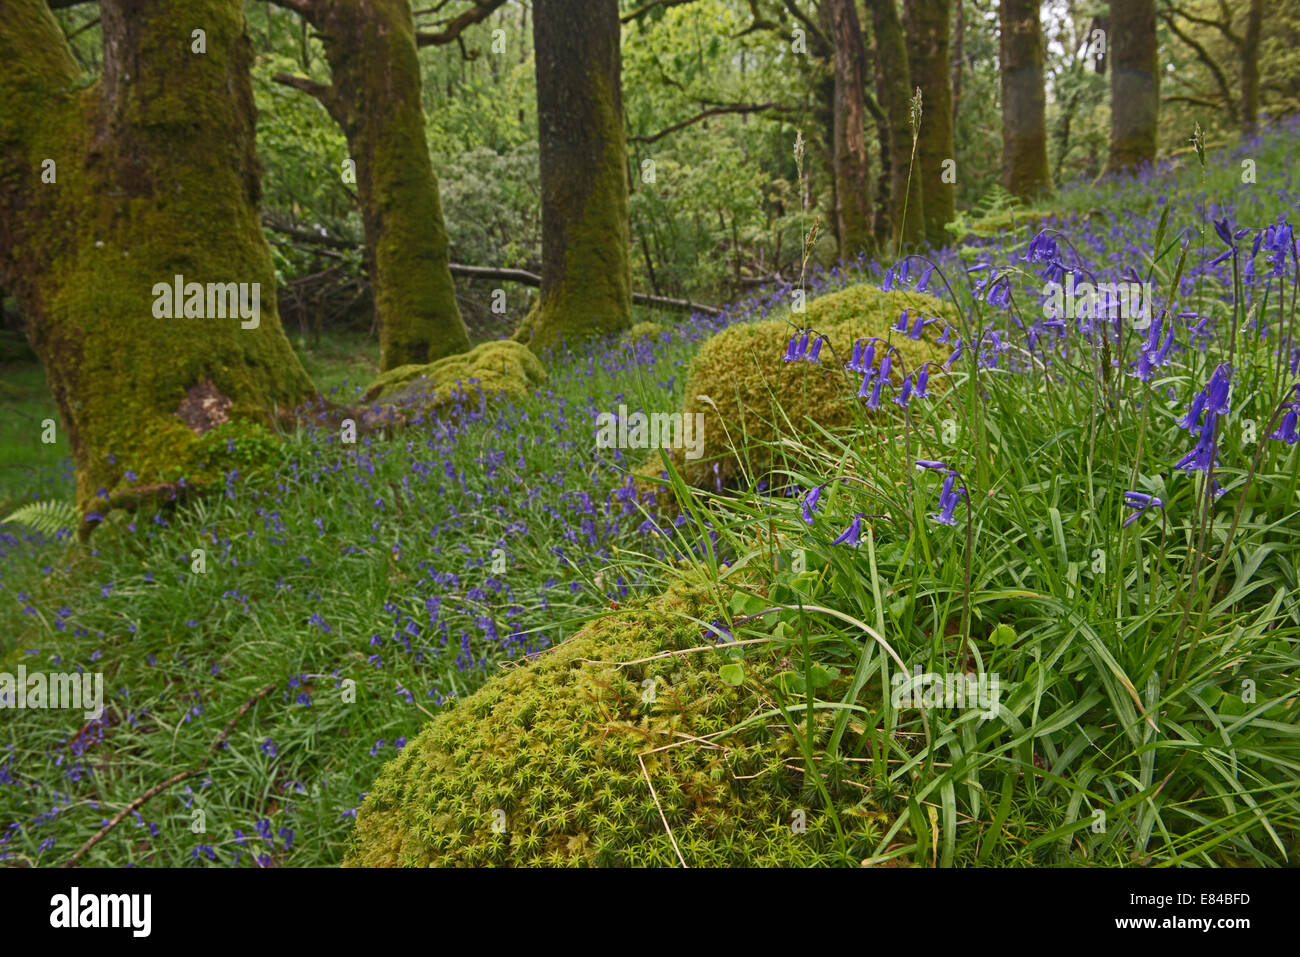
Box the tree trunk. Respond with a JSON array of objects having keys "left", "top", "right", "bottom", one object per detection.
[
  {"left": 823, "top": 0, "right": 874, "bottom": 260},
  {"left": 951, "top": 0, "right": 963, "bottom": 118},
  {"left": 514, "top": 0, "right": 632, "bottom": 351},
  {"left": 274, "top": 0, "right": 470, "bottom": 371},
  {"left": 868, "top": 0, "right": 925, "bottom": 249},
  {"left": 903, "top": 0, "right": 955, "bottom": 248},
  {"left": 1102, "top": 0, "right": 1159, "bottom": 176},
  {"left": 0, "top": 0, "right": 316, "bottom": 516},
  {"left": 1241, "top": 0, "right": 1264, "bottom": 136},
  {"left": 999, "top": 0, "right": 1051, "bottom": 199}
]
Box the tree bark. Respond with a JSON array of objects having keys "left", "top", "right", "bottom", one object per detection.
[
  {"left": 513, "top": 0, "right": 632, "bottom": 351},
  {"left": 1102, "top": 0, "right": 1159, "bottom": 176},
  {"left": 822, "top": 0, "right": 874, "bottom": 260},
  {"left": 868, "top": 0, "right": 925, "bottom": 249},
  {"left": 903, "top": 0, "right": 955, "bottom": 247},
  {"left": 272, "top": 0, "right": 470, "bottom": 371},
  {"left": 999, "top": 0, "right": 1051, "bottom": 199},
  {"left": 1241, "top": 0, "right": 1264, "bottom": 136},
  {"left": 0, "top": 0, "right": 315, "bottom": 515}
]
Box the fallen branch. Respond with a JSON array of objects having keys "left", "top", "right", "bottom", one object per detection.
[
  {"left": 260, "top": 220, "right": 722, "bottom": 315},
  {"left": 62, "top": 682, "right": 278, "bottom": 867}
]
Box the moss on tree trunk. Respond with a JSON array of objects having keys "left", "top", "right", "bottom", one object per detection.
[
  {"left": 903, "top": 0, "right": 955, "bottom": 248},
  {"left": 999, "top": 0, "right": 1051, "bottom": 200},
  {"left": 869, "top": 0, "right": 925, "bottom": 250},
  {"left": 0, "top": 0, "right": 315, "bottom": 515},
  {"left": 513, "top": 0, "right": 632, "bottom": 352},
  {"left": 823, "top": 0, "right": 874, "bottom": 261},
  {"left": 275, "top": 0, "right": 469, "bottom": 371},
  {"left": 1103, "top": 0, "right": 1159, "bottom": 176}
]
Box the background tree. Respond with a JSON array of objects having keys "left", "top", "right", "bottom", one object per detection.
[
  {"left": 270, "top": 0, "right": 480, "bottom": 370},
  {"left": 999, "top": 0, "right": 1051, "bottom": 199},
  {"left": 903, "top": 0, "right": 955, "bottom": 246},
  {"left": 1104, "top": 0, "right": 1160, "bottom": 175},
  {"left": 821, "top": 0, "right": 875, "bottom": 258},
  {"left": 868, "top": 0, "right": 925, "bottom": 248},
  {"left": 514, "top": 0, "right": 632, "bottom": 350},
  {"left": 0, "top": 0, "right": 315, "bottom": 515},
  {"left": 1160, "top": 0, "right": 1267, "bottom": 136}
]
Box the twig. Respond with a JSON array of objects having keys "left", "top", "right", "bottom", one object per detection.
[{"left": 62, "top": 682, "right": 277, "bottom": 867}]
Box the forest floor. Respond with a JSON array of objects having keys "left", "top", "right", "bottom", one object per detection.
[{"left": 2, "top": 120, "right": 1299, "bottom": 867}]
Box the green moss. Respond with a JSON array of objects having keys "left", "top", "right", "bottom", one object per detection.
[
  {"left": 363, "top": 339, "right": 546, "bottom": 411},
  {"left": 667, "top": 284, "right": 954, "bottom": 488},
  {"left": 345, "top": 578, "right": 894, "bottom": 867},
  {"left": 513, "top": 67, "right": 632, "bottom": 352},
  {"left": 620, "top": 321, "right": 665, "bottom": 346},
  {"left": 1, "top": 0, "right": 316, "bottom": 516},
  {"left": 312, "top": 0, "right": 469, "bottom": 370}
]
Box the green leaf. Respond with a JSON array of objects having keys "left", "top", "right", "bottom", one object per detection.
[
  {"left": 989, "top": 623, "right": 1017, "bottom": 647},
  {"left": 719, "top": 663, "right": 745, "bottom": 686}
]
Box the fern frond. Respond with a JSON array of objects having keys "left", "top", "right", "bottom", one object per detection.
[{"left": 1, "top": 499, "right": 79, "bottom": 537}]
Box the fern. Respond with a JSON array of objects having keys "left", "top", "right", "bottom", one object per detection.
[{"left": 1, "top": 499, "right": 79, "bottom": 537}]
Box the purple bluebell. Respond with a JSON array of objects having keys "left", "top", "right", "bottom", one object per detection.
[
  {"left": 1122, "top": 491, "right": 1165, "bottom": 528},
  {"left": 831, "top": 513, "right": 865, "bottom": 546}
]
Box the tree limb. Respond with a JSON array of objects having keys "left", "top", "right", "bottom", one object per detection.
[
  {"left": 621, "top": 0, "right": 699, "bottom": 23},
  {"left": 415, "top": 0, "right": 506, "bottom": 47},
  {"left": 272, "top": 70, "right": 335, "bottom": 109},
  {"left": 1160, "top": 9, "right": 1238, "bottom": 125},
  {"left": 629, "top": 102, "right": 797, "bottom": 144}
]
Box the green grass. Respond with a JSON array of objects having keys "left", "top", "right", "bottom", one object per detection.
[{"left": 0, "top": 319, "right": 698, "bottom": 866}]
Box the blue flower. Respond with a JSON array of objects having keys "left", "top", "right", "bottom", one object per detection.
[
  {"left": 801, "top": 484, "right": 825, "bottom": 524},
  {"left": 831, "top": 513, "right": 865, "bottom": 546},
  {"left": 1122, "top": 491, "right": 1165, "bottom": 528}
]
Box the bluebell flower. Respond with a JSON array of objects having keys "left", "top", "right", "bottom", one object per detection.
[
  {"left": 1122, "top": 491, "right": 1165, "bottom": 528},
  {"left": 831, "top": 513, "right": 865, "bottom": 546},
  {"left": 801, "top": 484, "right": 825, "bottom": 524}
]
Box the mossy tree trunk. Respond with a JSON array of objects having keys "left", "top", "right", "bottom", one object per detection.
[
  {"left": 868, "top": 0, "right": 925, "bottom": 250},
  {"left": 272, "top": 0, "right": 470, "bottom": 371},
  {"left": 1102, "top": 0, "right": 1159, "bottom": 176},
  {"left": 999, "top": 0, "right": 1051, "bottom": 200},
  {"left": 902, "top": 0, "right": 955, "bottom": 248},
  {"left": 1240, "top": 0, "right": 1264, "bottom": 136},
  {"left": 821, "top": 0, "right": 875, "bottom": 261},
  {"left": 513, "top": 0, "right": 632, "bottom": 352},
  {"left": 0, "top": 0, "right": 316, "bottom": 515}
]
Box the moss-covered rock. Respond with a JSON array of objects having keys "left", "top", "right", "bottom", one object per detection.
[
  {"left": 363, "top": 339, "right": 546, "bottom": 411},
  {"left": 345, "top": 579, "right": 892, "bottom": 867},
  {"left": 620, "top": 321, "right": 665, "bottom": 346},
  {"left": 674, "top": 284, "right": 954, "bottom": 488}
]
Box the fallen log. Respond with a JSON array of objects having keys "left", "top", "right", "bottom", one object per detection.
[{"left": 261, "top": 219, "right": 721, "bottom": 316}]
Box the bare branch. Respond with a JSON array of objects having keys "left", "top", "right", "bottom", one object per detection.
[
  {"left": 415, "top": 0, "right": 506, "bottom": 47},
  {"left": 622, "top": 0, "right": 699, "bottom": 23},
  {"left": 629, "top": 102, "right": 798, "bottom": 144}
]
